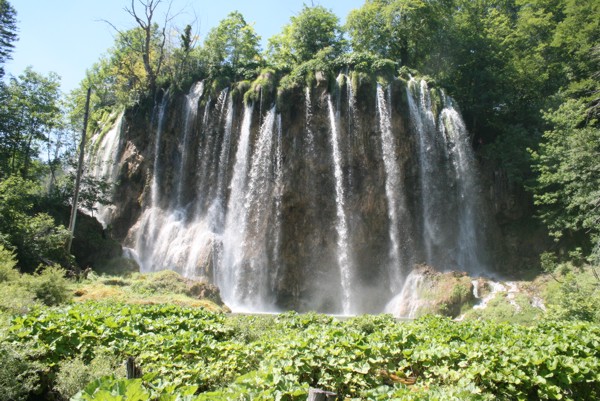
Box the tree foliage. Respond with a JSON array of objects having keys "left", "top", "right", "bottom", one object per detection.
[
  {"left": 267, "top": 5, "right": 345, "bottom": 70},
  {"left": 531, "top": 100, "right": 600, "bottom": 252},
  {"left": 201, "top": 11, "right": 261, "bottom": 80},
  {"left": 0, "top": 0, "right": 17, "bottom": 78},
  {"left": 0, "top": 176, "right": 71, "bottom": 272},
  {"left": 0, "top": 67, "right": 62, "bottom": 179}
]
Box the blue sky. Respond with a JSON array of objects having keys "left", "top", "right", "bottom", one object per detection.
[{"left": 5, "top": 1, "right": 365, "bottom": 94}]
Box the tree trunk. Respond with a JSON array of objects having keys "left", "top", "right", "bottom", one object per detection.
[{"left": 307, "top": 388, "right": 337, "bottom": 401}]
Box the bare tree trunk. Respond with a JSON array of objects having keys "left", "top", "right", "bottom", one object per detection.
[
  {"left": 307, "top": 388, "right": 337, "bottom": 401},
  {"left": 126, "top": 0, "right": 171, "bottom": 93}
]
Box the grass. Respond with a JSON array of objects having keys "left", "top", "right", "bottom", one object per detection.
[{"left": 71, "top": 271, "right": 228, "bottom": 313}]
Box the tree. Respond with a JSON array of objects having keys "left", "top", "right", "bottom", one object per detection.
[
  {"left": 0, "top": 0, "right": 17, "bottom": 78},
  {"left": 0, "top": 67, "right": 62, "bottom": 179},
  {"left": 267, "top": 5, "right": 344, "bottom": 69},
  {"left": 0, "top": 175, "right": 71, "bottom": 272},
  {"left": 201, "top": 11, "right": 261, "bottom": 80},
  {"left": 125, "top": 0, "right": 172, "bottom": 93},
  {"left": 531, "top": 99, "right": 600, "bottom": 256},
  {"left": 102, "top": 0, "right": 173, "bottom": 95},
  {"left": 346, "top": 0, "right": 452, "bottom": 69}
]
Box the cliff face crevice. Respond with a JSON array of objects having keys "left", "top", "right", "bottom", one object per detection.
[{"left": 91, "top": 74, "right": 504, "bottom": 314}]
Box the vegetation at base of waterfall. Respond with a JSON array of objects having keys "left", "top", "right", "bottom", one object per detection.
[
  {"left": 72, "top": 269, "right": 228, "bottom": 312},
  {"left": 0, "top": 252, "right": 227, "bottom": 316},
  {"left": 405, "top": 266, "right": 477, "bottom": 319},
  {"left": 1, "top": 243, "right": 599, "bottom": 400},
  {"left": 1, "top": 302, "right": 600, "bottom": 401}
]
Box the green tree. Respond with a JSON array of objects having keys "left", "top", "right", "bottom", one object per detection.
[
  {"left": 201, "top": 11, "right": 261, "bottom": 80},
  {"left": 346, "top": 0, "right": 451, "bottom": 69},
  {"left": 0, "top": 67, "right": 62, "bottom": 179},
  {"left": 531, "top": 99, "right": 600, "bottom": 254},
  {"left": 0, "top": 175, "right": 71, "bottom": 272},
  {"left": 0, "top": 0, "right": 17, "bottom": 78},
  {"left": 267, "top": 5, "right": 344, "bottom": 69}
]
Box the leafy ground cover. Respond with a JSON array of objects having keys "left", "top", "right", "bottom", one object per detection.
[
  {"left": 70, "top": 270, "right": 227, "bottom": 312},
  {"left": 2, "top": 302, "right": 599, "bottom": 400}
]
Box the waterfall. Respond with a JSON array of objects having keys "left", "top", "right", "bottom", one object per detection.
[
  {"left": 196, "top": 89, "right": 227, "bottom": 212},
  {"left": 384, "top": 270, "right": 425, "bottom": 318},
  {"left": 91, "top": 78, "right": 494, "bottom": 315},
  {"left": 304, "top": 86, "right": 315, "bottom": 156},
  {"left": 131, "top": 94, "right": 170, "bottom": 272},
  {"left": 405, "top": 78, "right": 490, "bottom": 274},
  {"left": 376, "top": 84, "right": 405, "bottom": 290},
  {"left": 86, "top": 112, "right": 124, "bottom": 227},
  {"left": 237, "top": 108, "right": 277, "bottom": 307},
  {"left": 208, "top": 92, "right": 234, "bottom": 231},
  {"left": 150, "top": 94, "right": 169, "bottom": 209},
  {"left": 439, "top": 95, "right": 488, "bottom": 273},
  {"left": 270, "top": 114, "right": 284, "bottom": 295},
  {"left": 175, "top": 81, "right": 204, "bottom": 208},
  {"left": 327, "top": 95, "right": 353, "bottom": 315},
  {"left": 407, "top": 79, "right": 444, "bottom": 266},
  {"left": 219, "top": 104, "right": 254, "bottom": 306}
]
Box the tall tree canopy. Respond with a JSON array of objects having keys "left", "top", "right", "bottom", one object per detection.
[
  {"left": 267, "top": 5, "right": 345, "bottom": 70},
  {"left": 0, "top": 0, "right": 17, "bottom": 78},
  {"left": 201, "top": 11, "right": 261, "bottom": 80},
  {"left": 0, "top": 67, "right": 62, "bottom": 179}
]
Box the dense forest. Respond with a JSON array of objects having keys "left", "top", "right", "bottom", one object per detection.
[{"left": 1, "top": 0, "right": 599, "bottom": 400}]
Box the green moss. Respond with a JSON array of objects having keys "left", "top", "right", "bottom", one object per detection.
[
  {"left": 132, "top": 270, "right": 188, "bottom": 295},
  {"left": 231, "top": 80, "right": 251, "bottom": 101},
  {"left": 243, "top": 68, "right": 277, "bottom": 105},
  {"left": 464, "top": 292, "right": 542, "bottom": 325},
  {"left": 416, "top": 271, "right": 475, "bottom": 318}
]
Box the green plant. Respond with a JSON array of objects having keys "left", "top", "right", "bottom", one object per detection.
[
  {"left": 0, "top": 340, "right": 43, "bottom": 401},
  {"left": 6, "top": 303, "right": 600, "bottom": 400},
  {"left": 0, "top": 282, "right": 39, "bottom": 314},
  {"left": 544, "top": 267, "right": 600, "bottom": 323},
  {"left": 55, "top": 351, "right": 124, "bottom": 400},
  {"left": 131, "top": 270, "right": 188, "bottom": 295},
  {"left": 0, "top": 244, "right": 19, "bottom": 283},
  {"left": 22, "top": 265, "right": 71, "bottom": 306}
]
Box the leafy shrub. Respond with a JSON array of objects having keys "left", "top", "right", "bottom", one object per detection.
[
  {"left": 544, "top": 268, "right": 600, "bottom": 323},
  {"left": 0, "top": 176, "right": 72, "bottom": 271},
  {"left": 55, "top": 351, "right": 124, "bottom": 400},
  {"left": 0, "top": 341, "right": 42, "bottom": 401},
  {"left": 0, "top": 282, "right": 40, "bottom": 314},
  {"left": 7, "top": 303, "right": 600, "bottom": 400},
  {"left": 0, "top": 244, "right": 19, "bottom": 283},
  {"left": 22, "top": 265, "right": 71, "bottom": 306},
  {"left": 132, "top": 270, "right": 188, "bottom": 295}
]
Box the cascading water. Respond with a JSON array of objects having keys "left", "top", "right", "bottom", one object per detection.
[
  {"left": 384, "top": 270, "right": 425, "bottom": 318},
  {"left": 207, "top": 92, "right": 234, "bottom": 231},
  {"left": 270, "top": 114, "right": 284, "bottom": 295},
  {"left": 438, "top": 96, "right": 489, "bottom": 272},
  {"left": 219, "top": 104, "right": 253, "bottom": 306},
  {"left": 407, "top": 79, "right": 447, "bottom": 266},
  {"left": 175, "top": 81, "right": 204, "bottom": 208},
  {"left": 376, "top": 84, "right": 407, "bottom": 290},
  {"left": 86, "top": 112, "right": 124, "bottom": 226},
  {"left": 406, "top": 78, "right": 490, "bottom": 274},
  {"left": 94, "top": 78, "right": 494, "bottom": 315},
  {"left": 327, "top": 95, "right": 353, "bottom": 315},
  {"left": 220, "top": 106, "right": 279, "bottom": 311}
]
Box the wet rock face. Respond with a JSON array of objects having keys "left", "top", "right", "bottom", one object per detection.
[{"left": 99, "top": 75, "right": 500, "bottom": 314}]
